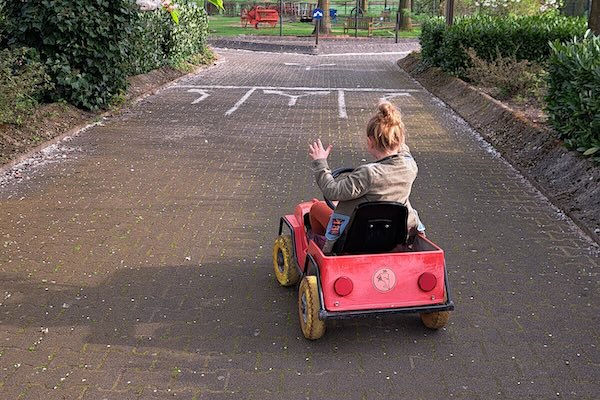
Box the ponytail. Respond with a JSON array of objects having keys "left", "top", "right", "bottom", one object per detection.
[{"left": 366, "top": 101, "right": 405, "bottom": 151}]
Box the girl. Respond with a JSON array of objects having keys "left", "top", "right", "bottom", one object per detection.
[{"left": 308, "top": 101, "right": 424, "bottom": 253}]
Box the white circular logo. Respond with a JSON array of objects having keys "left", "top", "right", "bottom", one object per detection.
[{"left": 372, "top": 268, "right": 396, "bottom": 292}]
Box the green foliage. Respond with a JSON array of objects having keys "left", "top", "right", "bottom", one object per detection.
[
  {"left": 419, "top": 18, "right": 446, "bottom": 67},
  {"left": 546, "top": 31, "right": 600, "bottom": 160},
  {"left": 420, "top": 14, "right": 587, "bottom": 77},
  {"left": 188, "top": 0, "right": 223, "bottom": 11},
  {"left": 3, "top": 1, "right": 210, "bottom": 110},
  {"left": 3, "top": 0, "right": 135, "bottom": 110},
  {"left": 166, "top": 2, "right": 209, "bottom": 66},
  {"left": 0, "top": 47, "right": 53, "bottom": 125},
  {"left": 0, "top": 1, "right": 6, "bottom": 43},
  {"left": 126, "top": 3, "right": 209, "bottom": 75},
  {"left": 126, "top": 10, "right": 169, "bottom": 76},
  {"left": 465, "top": 48, "right": 546, "bottom": 100}
]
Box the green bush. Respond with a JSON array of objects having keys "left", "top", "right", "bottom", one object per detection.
[
  {"left": 465, "top": 48, "right": 546, "bottom": 100},
  {"left": 126, "top": 10, "right": 169, "bottom": 76},
  {"left": 420, "top": 14, "right": 587, "bottom": 77},
  {"left": 0, "top": 47, "right": 53, "bottom": 125},
  {"left": 126, "top": 2, "right": 209, "bottom": 74},
  {"left": 419, "top": 18, "right": 446, "bottom": 67},
  {"left": 0, "top": 1, "right": 6, "bottom": 43},
  {"left": 166, "top": 2, "right": 209, "bottom": 67},
  {"left": 546, "top": 31, "right": 600, "bottom": 159},
  {"left": 3, "top": 0, "right": 135, "bottom": 110},
  {"left": 3, "top": 1, "right": 210, "bottom": 110}
]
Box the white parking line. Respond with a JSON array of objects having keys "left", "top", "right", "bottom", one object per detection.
[
  {"left": 338, "top": 90, "right": 347, "bottom": 119},
  {"left": 224, "top": 87, "right": 257, "bottom": 116}
]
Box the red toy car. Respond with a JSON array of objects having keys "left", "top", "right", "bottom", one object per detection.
[{"left": 272, "top": 169, "right": 454, "bottom": 340}]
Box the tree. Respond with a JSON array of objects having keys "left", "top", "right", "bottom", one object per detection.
[
  {"left": 313, "top": 0, "right": 332, "bottom": 35},
  {"left": 590, "top": 0, "right": 600, "bottom": 35},
  {"left": 445, "top": 0, "right": 454, "bottom": 25},
  {"left": 360, "top": 0, "right": 369, "bottom": 12},
  {"left": 399, "top": 0, "right": 412, "bottom": 30}
]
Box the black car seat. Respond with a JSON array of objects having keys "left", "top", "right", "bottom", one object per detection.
[{"left": 330, "top": 201, "right": 409, "bottom": 255}]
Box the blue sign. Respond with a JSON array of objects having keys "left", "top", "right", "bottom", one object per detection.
[{"left": 312, "top": 8, "right": 324, "bottom": 20}]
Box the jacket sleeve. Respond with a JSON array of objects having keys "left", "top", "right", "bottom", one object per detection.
[{"left": 311, "top": 159, "right": 372, "bottom": 201}]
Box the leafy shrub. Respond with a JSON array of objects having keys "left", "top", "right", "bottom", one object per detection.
[
  {"left": 465, "top": 48, "right": 546, "bottom": 100},
  {"left": 0, "top": 0, "right": 6, "bottom": 43},
  {"left": 420, "top": 14, "right": 587, "bottom": 77},
  {"left": 0, "top": 47, "right": 53, "bottom": 125},
  {"left": 419, "top": 18, "right": 446, "bottom": 67},
  {"left": 546, "top": 31, "right": 600, "bottom": 159},
  {"left": 126, "top": 10, "right": 169, "bottom": 76},
  {"left": 166, "top": 2, "right": 209, "bottom": 67},
  {"left": 126, "top": 2, "right": 209, "bottom": 74},
  {"left": 3, "top": 0, "right": 136, "bottom": 110},
  {"left": 3, "top": 1, "right": 209, "bottom": 110}
]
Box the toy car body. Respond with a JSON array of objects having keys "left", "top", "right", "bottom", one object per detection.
[{"left": 273, "top": 200, "right": 454, "bottom": 340}]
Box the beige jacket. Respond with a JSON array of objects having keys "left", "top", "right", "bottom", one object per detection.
[{"left": 311, "top": 146, "right": 423, "bottom": 252}]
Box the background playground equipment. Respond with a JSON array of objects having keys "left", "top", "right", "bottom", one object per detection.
[{"left": 241, "top": 6, "right": 280, "bottom": 28}]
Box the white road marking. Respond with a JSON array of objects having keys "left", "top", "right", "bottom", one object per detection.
[
  {"left": 263, "top": 90, "right": 330, "bottom": 106},
  {"left": 224, "top": 87, "right": 257, "bottom": 116},
  {"left": 338, "top": 90, "right": 347, "bottom": 119},
  {"left": 380, "top": 93, "right": 412, "bottom": 102},
  {"left": 187, "top": 89, "right": 211, "bottom": 104},
  {"left": 177, "top": 85, "right": 422, "bottom": 93},
  {"left": 319, "top": 51, "right": 413, "bottom": 57},
  {"left": 178, "top": 86, "right": 418, "bottom": 117},
  {"left": 283, "top": 62, "right": 336, "bottom": 71}
]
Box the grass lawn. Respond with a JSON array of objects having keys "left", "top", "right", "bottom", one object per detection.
[{"left": 208, "top": 16, "right": 421, "bottom": 38}]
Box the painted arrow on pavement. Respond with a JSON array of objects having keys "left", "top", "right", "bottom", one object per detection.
[{"left": 188, "top": 89, "right": 211, "bottom": 104}]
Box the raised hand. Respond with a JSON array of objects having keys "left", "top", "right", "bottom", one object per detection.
[{"left": 308, "top": 139, "right": 333, "bottom": 161}]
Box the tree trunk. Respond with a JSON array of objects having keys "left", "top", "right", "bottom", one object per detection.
[
  {"left": 360, "top": 0, "right": 369, "bottom": 12},
  {"left": 312, "top": 0, "right": 332, "bottom": 34},
  {"left": 445, "top": 0, "right": 454, "bottom": 26},
  {"left": 399, "top": 0, "right": 412, "bottom": 30},
  {"left": 590, "top": 0, "right": 600, "bottom": 35}
]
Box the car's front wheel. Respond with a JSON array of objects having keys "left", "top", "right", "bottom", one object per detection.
[{"left": 298, "top": 276, "right": 326, "bottom": 340}]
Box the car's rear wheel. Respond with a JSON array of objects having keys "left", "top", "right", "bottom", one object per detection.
[
  {"left": 298, "top": 276, "right": 326, "bottom": 340},
  {"left": 420, "top": 311, "right": 450, "bottom": 329},
  {"left": 272, "top": 235, "right": 299, "bottom": 286}
]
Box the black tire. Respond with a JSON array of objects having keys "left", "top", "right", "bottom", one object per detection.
[
  {"left": 272, "top": 235, "right": 300, "bottom": 286},
  {"left": 298, "top": 276, "right": 326, "bottom": 340}
]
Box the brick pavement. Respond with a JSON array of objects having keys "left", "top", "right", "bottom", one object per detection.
[{"left": 0, "top": 45, "right": 599, "bottom": 399}]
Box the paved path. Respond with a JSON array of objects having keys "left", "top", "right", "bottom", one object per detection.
[{"left": 1, "top": 47, "right": 598, "bottom": 399}]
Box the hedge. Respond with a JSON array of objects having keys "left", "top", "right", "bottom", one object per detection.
[
  {"left": 126, "top": 2, "right": 209, "bottom": 76},
  {"left": 0, "top": 47, "right": 53, "bottom": 125},
  {"left": 546, "top": 31, "right": 600, "bottom": 159},
  {"left": 420, "top": 14, "right": 587, "bottom": 77},
  {"left": 419, "top": 18, "right": 446, "bottom": 68},
  {"left": 1, "top": 0, "right": 209, "bottom": 111},
  {"left": 2, "top": 0, "right": 135, "bottom": 110}
]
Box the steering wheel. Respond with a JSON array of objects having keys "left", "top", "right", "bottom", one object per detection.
[{"left": 325, "top": 167, "right": 355, "bottom": 210}]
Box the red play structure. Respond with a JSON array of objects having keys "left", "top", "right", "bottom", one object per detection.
[{"left": 241, "top": 6, "right": 280, "bottom": 28}]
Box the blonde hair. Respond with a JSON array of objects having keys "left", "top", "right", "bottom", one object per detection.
[{"left": 366, "top": 101, "right": 405, "bottom": 152}]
